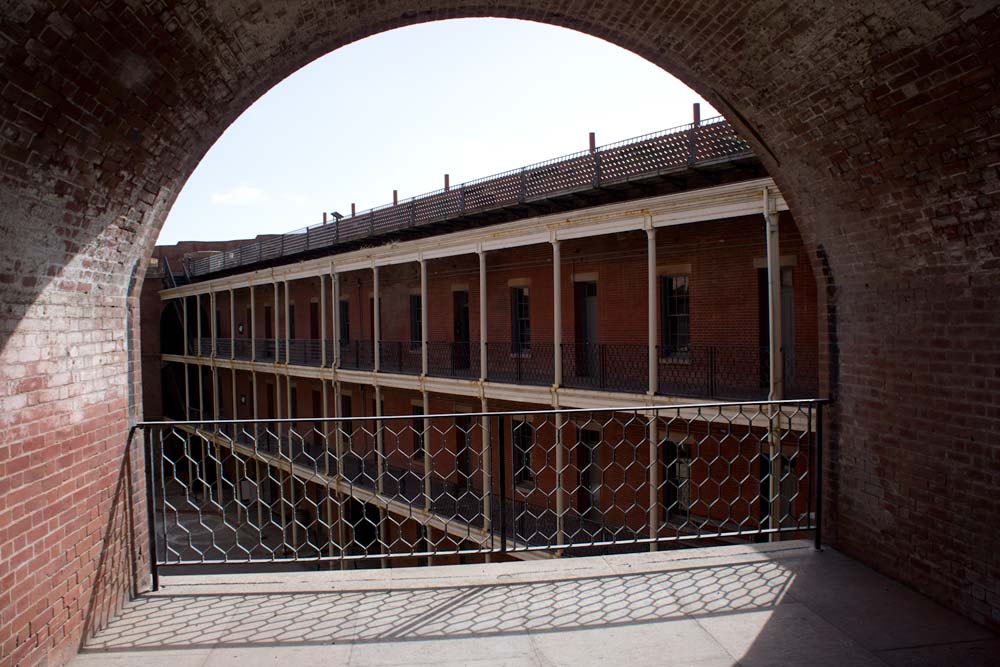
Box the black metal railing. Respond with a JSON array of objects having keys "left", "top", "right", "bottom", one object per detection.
[
  {"left": 377, "top": 341, "right": 423, "bottom": 375},
  {"left": 288, "top": 339, "right": 324, "bottom": 367},
  {"left": 141, "top": 399, "right": 824, "bottom": 572},
  {"left": 233, "top": 338, "right": 252, "bottom": 361},
  {"left": 184, "top": 117, "right": 753, "bottom": 278},
  {"left": 561, "top": 343, "right": 648, "bottom": 393},
  {"left": 340, "top": 340, "right": 375, "bottom": 371},
  {"left": 426, "top": 341, "right": 480, "bottom": 380},
  {"left": 253, "top": 338, "right": 277, "bottom": 363},
  {"left": 486, "top": 342, "right": 554, "bottom": 386}
]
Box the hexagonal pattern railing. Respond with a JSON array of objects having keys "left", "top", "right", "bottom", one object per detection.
[{"left": 139, "top": 399, "right": 824, "bottom": 574}]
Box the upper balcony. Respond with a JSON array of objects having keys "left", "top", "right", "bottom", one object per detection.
[{"left": 183, "top": 116, "right": 759, "bottom": 280}]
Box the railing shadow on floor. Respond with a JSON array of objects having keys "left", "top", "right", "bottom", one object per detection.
[{"left": 79, "top": 556, "right": 795, "bottom": 652}]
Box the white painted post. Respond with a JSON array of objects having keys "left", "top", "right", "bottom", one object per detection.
[
  {"left": 648, "top": 414, "right": 659, "bottom": 551},
  {"left": 210, "top": 289, "right": 217, "bottom": 358},
  {"left": 332, "top": 271, "right": 341, "bottom": 369},
  {"left": 283, "top": 281, "right": 291, "bottom": 365},
  {"left": 552, "top": 239, "right": 562, "bottom": 387},
  {"left": 478, "top": 250, "right": 487, "bottom": 381},
  {"left": 764, "top": 190, "right": 783, "bottom": 540},
  {"left": 373, "top": 265, "right": 381, "bottom": 372},
  {"left": 647, "top": 227, "right": 658, "bottom": 395},
  {"left": 320, "top": 275, "right": 327, "bottom": 368},
  {"left": 420, "top": 259, "right": 428, "bottom": 376},
  {"left": 249, "top": 284, "right": 256, "bottom": 361},
  {"left": 229, "top": 288, "right": 235, "bottom": 360}
]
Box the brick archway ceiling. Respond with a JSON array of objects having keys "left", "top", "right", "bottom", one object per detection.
[{"left": 0, "top": 0, "right": 998, "bottom": 645}]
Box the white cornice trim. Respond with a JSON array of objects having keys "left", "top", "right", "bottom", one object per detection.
[{"left": 161, "top": 178, "right": 785, "bottom": 299}]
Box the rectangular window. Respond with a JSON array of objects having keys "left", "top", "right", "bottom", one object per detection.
[
  {"left": 660, "top": 275, "right": 690, "bottom": 355},
  {"left": 339, "top": 300, "right": 350, "bottom": 343},
  {"left": 411, "top": 406, "right": 424, "bottom": 459},
  {"left": 510, "top": 286, "right": 531, "bottom": 353},
  {"left": 512, "top": 419, "right": 534, "bottom": 484},
  {"left": 288, "top": 304, "right": 296, "bottom": 340},
  {"left": 409, "top": 294, "right": 422, "bottom": 351}
]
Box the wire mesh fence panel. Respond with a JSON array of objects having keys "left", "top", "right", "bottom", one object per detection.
[{"left": 143, "top": 399, "right": 822, "bottom": 567}]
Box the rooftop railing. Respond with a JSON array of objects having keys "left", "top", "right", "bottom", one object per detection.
[{"left": 184, "top": 117, "right": 753, "bottom": 279}]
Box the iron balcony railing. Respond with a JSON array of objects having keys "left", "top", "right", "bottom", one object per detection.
[
  {"left": 426, "top": 341, "right": 480, "bottom": 379},
  {"left": 288, "top": 339, "right": 324, "bottom": 367},
  {"left": 486, "top": 341, "right": 555, "bottom": 386},
  {"left": 377, "top": 341, "right": 423, "bottom": 375},
  {"left": 340, "top": 340, "right": 375, "bottom": 371},
  {"left": 138, "top": 399, "right": 824, "bottom": 578},
  {"left": 562, "top": 343, "right": 648, "bottom": 393},
  {"left": 184, "top": 117, "right": 753, "bottom": 279},
  {"left": 180, "top": 338, "right": 817, "bottom": 399}
]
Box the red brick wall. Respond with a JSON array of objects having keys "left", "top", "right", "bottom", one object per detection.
[{"left": 2, "top": 3, "right": 999, "bottom": 664}]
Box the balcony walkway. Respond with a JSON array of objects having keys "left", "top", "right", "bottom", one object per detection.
[{"left": 73, "top": 541, "right": 996, "bottom": 666}]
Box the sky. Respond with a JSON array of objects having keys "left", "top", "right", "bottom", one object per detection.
[{"left": 157, "top": 18, "right": 716, "bottom": 245}]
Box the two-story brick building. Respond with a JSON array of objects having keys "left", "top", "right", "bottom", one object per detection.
[{"left": 142, "top": 116, "right": 820, "bottom": 567}]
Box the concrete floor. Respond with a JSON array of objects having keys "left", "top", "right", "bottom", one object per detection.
[{"left": 73, "top": 541, "right": 997, "bottom": 666}]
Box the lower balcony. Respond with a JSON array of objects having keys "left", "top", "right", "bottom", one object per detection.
[{"left": 72, "top": 542, "right": 996, "bottom": 666}]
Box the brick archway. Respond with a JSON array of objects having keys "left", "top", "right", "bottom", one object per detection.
[{"left": 1, "top": 2, "right": 998, "bottom": 663}]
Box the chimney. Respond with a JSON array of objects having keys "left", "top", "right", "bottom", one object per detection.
[
  {"left": 589, "top": 132, "right": 597, "bottom": 153},
  {"left": 693, "top": 102, "right": 701, "bottom": 127},
  {"left": 351, "top": 203, "right": 356, "bottom": 217},
  {"left": 444, "top": 174, "right": 450, "bottom": 192},
  {"left": 322, "top": 212, "right": 328, "bottom": 225},
  {"left": 393, "top": 190, "right": 398, "bottom": 206}
]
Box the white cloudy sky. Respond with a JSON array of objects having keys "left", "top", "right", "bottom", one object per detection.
[{"left": 158, "top": 18, "right": 715, "bottom": 245}]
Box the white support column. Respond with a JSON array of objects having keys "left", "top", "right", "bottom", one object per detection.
[
  {"left": 375, "top": 384, "right": 387, "bottom": 568},
  {"left": 333, "top": 379, "right": 345, "bottom": 567},
  {"left": 373, "top": 265, "right": 381, "bottom": 372},
  {"left": 764, "top": 190, "right": 783, "bottom": 540},
  {"left": 231, "top": 367, "right": 237, "bottom": 419},
  {"left": 250, "top": 284, "right": 256, "bottom": 361},
  {"left": 184, "top": 362, "right": 191, "bottom": 421},
  {"left": 251, "top": 371, "right": 258, "bottom": 420},
  {"left": 332, "top": 270, "right": 341, "bottom": 369},
  {"left": 646, "top": 226, "right": 658, "bottom": 395},
  {"left": 422, "top": 390, "right": 431, "bottom": 564},
  {"left": 552, "top": 239, "right": 562, "bottom": 387},
  {"left": 648, "top": 414, "right": 659, "bottom": 552},
  {"left": 765, "top": 194, "right": 784, "bottom": 401},
  {"left": 480, "top": 397, "right": 492, "bottom": 556},
  {"left": 196, "top": 294, "right": 202, "bottom": 357},
  {"left": 283, "top": 281, "right": 291, "bottom": 365},
  {"left": 182, "top": 297, "right": 189, "bottom": 356},
  {"left": 320, "top": 275, "right": 327, "bottom": 368},
  {"left": 478, "top": 250, "right": 487, "bottom": 381},
  {"left": 210, "top": 289, "right": 217, "bottom": 358},
  {"left": 555, "top": 412, "right": 565, "bottom": 546},
  {"left": 272, "top": 282, "right": 279, "bottom": 367},
  {"left": 229, "top": 288, "right": 235, "bottom": 360},
  {"left": 286, "top": 372, "right": 297, "bottom": 548},
  {"left": 420, "top": 259, "right": 428, "bottom": 376}
]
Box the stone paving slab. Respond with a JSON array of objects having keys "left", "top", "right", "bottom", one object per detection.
[{"left": 71, "top": 541, "right": 995, "bottom": 666}]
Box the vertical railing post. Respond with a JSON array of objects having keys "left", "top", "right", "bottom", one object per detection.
[
  {"left": 497, "top": 415, "right": 507, "bottom": 553},
  {"left": 814, "top": 401, "right": 824, "bottom": 551},
  {"left": 140, "top": 426, "right": 159, "bottom": 592},
  {"left": 646, "top": 225, "right": 658, "bottom": 396}
]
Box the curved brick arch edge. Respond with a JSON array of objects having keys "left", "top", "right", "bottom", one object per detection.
[{"left": 1, "top": 2, "right": 998, "bottom": 664}]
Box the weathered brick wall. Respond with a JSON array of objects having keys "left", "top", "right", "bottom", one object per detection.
[{"left": 2, "top": 1, "right": 998, "bottom": 664}]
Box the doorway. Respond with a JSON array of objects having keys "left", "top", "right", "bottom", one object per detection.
[
  {"left": 574, "top": 281, "right": 598, "bottom": 376},
  {"left": 453, "top": 290, "right": 470, "bottom": 370}
]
